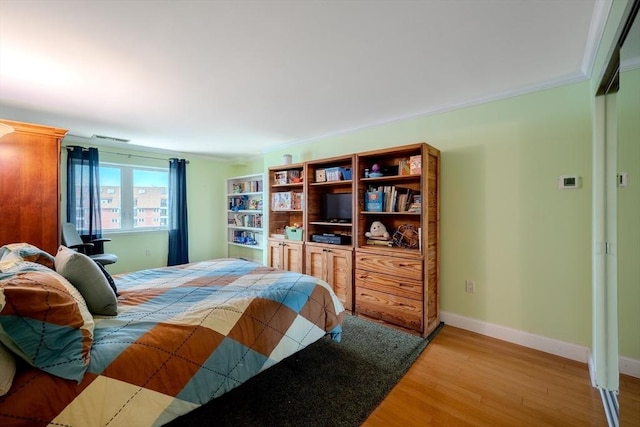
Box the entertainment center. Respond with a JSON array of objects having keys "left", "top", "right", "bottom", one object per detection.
[{"left": 267, "top": 143, "right": 440, "bottom": 336}]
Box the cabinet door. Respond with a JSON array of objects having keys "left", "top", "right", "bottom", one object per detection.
[
  {"left": 267, "top": 240, "right": 283, "bottom": 270},
  {"left": 325, "top": 247, "right": 353, "bottom": 311},
  {"left": 282, "top": 241, "right": 304, "bottom": 273},
  {"left": 0, "top": 123, "right": 65, "bottom": 255},
  {"left": 305, "top": 245, "right": 327, "bottom": 279}
]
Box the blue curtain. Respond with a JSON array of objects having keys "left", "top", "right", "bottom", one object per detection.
[
  {"left": 168, "top": 158, "right": 189, "bottom": 266},
  {"left": 66, "top": 146, "right": 103, "bottom": 242}
]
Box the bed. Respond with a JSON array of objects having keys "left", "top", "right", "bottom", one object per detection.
[{"left": 0, "top": 244, "right": 344, "bottom": 426}]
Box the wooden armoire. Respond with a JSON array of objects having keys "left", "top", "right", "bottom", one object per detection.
[{"left": 0, "top": 119, "right": 68, "bottom": 255}]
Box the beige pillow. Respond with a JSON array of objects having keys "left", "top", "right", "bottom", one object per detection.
[
  {"left": 54, "top": 246, "right": 118, "bottom": 316},
  {"left": 0, "top": 341, "right": 16, "bottom": 396}
]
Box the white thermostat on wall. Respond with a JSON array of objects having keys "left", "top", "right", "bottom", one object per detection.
[{"left": 559, "top": 175, "right": 581, "bottom": 189}]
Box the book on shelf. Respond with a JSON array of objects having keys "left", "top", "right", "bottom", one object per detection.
[
  {"left": 367, "top": 185, "right": 417, "bottom": 212},
  {"left": 407, "top": 194, "right": 422, "bottom": 213},
  {"left": 232, "top": 213, "right": 263, "bottom": 228},
  {"left": 232, "top": 180, "right": 262, "bottom": 193},
  {"left": 398, "top": 159, "right": 411, "bottom": 176},
  {"left": 409, "top": 155, "right": 422, "bottom": 175},
  {"left": 271, "top": 191, "right": 303, "bottom": 210},
  {"left": 365, "top": 191, "right": 384, "bottom": 212}
]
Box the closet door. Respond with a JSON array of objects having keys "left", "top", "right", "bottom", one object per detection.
[{"left": 0, "top": 120, "right": 67, "bottom": 255}]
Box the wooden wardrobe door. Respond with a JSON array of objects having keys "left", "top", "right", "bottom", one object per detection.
[{"left": 0, "top": 120, "right": 67, "bottom": 255}]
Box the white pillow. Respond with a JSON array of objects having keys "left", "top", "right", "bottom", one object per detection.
[
  {"left": 0, "top": 341, "right": 16, "bottom": 396},
  {"left": 54, "top": 246, "right": 118, "bottom": 316}
]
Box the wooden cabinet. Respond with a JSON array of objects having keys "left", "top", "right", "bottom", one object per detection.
[
  {"left": 303, "top": 155, "right": 356, "bottom": 311},
  {"left": 265, "top": 142, "right": 439, "bottom": 337},
  {"left": 354, "top": 142, "right": 440, "bottom": 337},
  {"left": 226, "top": 174, "right": 264, "bottom": 254},
  {"left": 304, "top": 155, "right": 355, "bottom": 243},
  {"left": 355, "top": 251, "right": 424, "bottom": 331},
  {"left": 267, "top": 163, "right": 306, "bottom": 272},
  {"left": 267, "top": 239, "right": 304, "bottom": 273},
  {"left": 306, "top": 244, "right": 353, "bottom": 311},
  {"left": 0, "top": 120, "right": 67, "bottom": 255}
]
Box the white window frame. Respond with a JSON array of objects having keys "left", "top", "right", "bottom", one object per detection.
[{"left": 100, "top": 162, "right": 169, "bottom": 233}]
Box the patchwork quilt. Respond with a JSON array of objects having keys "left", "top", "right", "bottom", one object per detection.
[{"left": 0, "top": 258, "right": 344, "bottom": 426}]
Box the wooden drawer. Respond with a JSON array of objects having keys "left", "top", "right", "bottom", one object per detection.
[
  {"left": 355, "top": 269, "right": 422, "bottom": 300},
  {"left": 355, "top": 253, "right": 423, "bottom": 281},
  {"left": 355, "top": 286, "right": 423, "bottom": 332}
]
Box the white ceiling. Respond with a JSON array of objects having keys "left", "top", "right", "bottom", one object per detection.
[{"left": 0, "top": 0, "right": 606, "bottom": 160}]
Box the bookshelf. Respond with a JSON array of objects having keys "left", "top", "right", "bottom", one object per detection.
[
  {"left": 262, "top": 142, "right": 440, "bottom": 336},
  {"left": 304, "top": 155, "right": 356, "bottom": 311},
  {"left": 355, "top": 143, "right": 440, "bottom": 336},
  {"left": 225, "top": 174, "right": 264, "bottom": 255},
  {"left": 267, "top": 163, "right": 305, "bottom": 273}
]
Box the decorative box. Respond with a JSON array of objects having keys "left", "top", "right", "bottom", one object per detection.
[
  {"left": 340, "top": 167, "right": 352, "bottom": 180},
  {"left": 325, "top": 167, "right": 342, "bottom": 181},
  {"left": 315, "top": 169, "right": 327, "bottom": 183},
  {"left": 285, "top": 226, "right": 304, "bottom": 241}
]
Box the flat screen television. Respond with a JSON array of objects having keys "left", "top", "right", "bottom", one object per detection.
[{"left": 322, "top": 193, "right": 352, "bottom": 222}]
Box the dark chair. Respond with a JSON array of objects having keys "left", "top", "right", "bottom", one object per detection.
[{"left": 61, "top": 223, "right": 118, "bottom": 266}]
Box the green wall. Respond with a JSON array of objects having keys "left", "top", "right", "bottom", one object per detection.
[
  {"left": 60, "top": 143, "right": 239, "bottom": 275},
  {"left": 56, "top": 0, "right": 637, "bottom": 362},
  {"left": 263, "top": 82, "right": 594, "bottom": 348}
]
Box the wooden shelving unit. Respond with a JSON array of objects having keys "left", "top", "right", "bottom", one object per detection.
[
  {"left": 304, "top": 155, "right": 356, "bottom": 311},
  {"left": 266, "top": 163, "right": 305, "bottom": 273},
  {"left": 263, "top": 143, "right": 440, "bottom": 336},
  {"left": 354, "top": 143, "right": 440, "bottom": 337}
]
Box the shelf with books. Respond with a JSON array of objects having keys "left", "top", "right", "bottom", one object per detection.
[
  {"left": 354, "top": 142, "right": 440, "bottom": 337},
  {"left": 355, "top": 144, "right": 427, "bottom": 251},
  {"left": 267, "top": 163, "right": 306, "bottom": 272},
  {"left": 225, "top": 174, "right": 265, "bottom": 254}
]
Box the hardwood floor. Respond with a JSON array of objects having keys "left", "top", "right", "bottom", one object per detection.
[{"left": 363, "top": 325, "right": 640, "bottom": 426}]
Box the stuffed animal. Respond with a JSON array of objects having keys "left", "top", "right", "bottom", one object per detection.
[{"left": 365, "top": 221, "right": 390, "bottom": 239}]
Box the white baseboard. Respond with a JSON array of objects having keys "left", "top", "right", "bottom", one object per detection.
[
  {"left": 440, "top": 311, "right": 639, "bottom": 379},
  {"left": 441, "top": 311, "right": 591, "bottom": 362},
  {"left": 619, "top": 355, "right": 640, "bottom": 378}
]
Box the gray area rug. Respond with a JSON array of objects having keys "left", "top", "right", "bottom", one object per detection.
[{"left": 166, "top": 314, "right": 442, "bottom": 427}]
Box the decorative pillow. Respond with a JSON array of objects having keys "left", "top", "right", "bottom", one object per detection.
[
  {"left": 54, "top": 246, "right": 118, "bottom": 316},
  {"left": 0, "top": 263, "right": 95, "bottom": 382},
  {"left": 96, "top": 260, "right": 119, "bottom": 297},
  {"left": 0, "top": 243, "right": 55, "bottom": 269},
  {"left": 0, "top": 341, "right": 16, "bottom": 396}
]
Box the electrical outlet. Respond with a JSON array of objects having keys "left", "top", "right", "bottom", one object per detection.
[
  {"left": 465, "top": 280, "right": 475, "bottom": 293},
  {"left": 145, "top": 249, "right": 151, "bottom": 256}
]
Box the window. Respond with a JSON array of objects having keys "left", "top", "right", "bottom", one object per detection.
[{"left": 99, "top": 163, "right": 169, "bottom": 232}]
